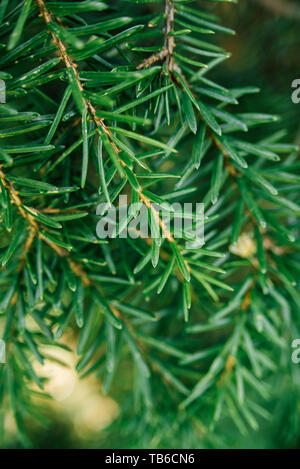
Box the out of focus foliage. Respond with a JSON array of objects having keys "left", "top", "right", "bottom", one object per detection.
[{"left": 0, "top": 0, "right": 300, "bottom": 449}]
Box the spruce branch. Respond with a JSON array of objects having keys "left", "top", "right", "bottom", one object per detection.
[
  {"left": 0, "top": 0, "right": 299, "bottom": 448},
  {"left": 0, "top": 164, "right": 91, "bottom": 286},
  {"left": 35, "top": 0, "right": 114, "bottom": 140},
  {"left": 137, "top": 0, "right": 175, "bottom": 72},
  {"left": 137, "top": 0, "right": 185, "bottom": 84},
  {"left": 34, "top": 0, "right": 183, "bottom": 250}
]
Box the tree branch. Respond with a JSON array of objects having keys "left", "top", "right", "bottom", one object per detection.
[
  {"left": 137, "top": 0, "right": 176, "bottom": 72},
  {"left": 35, "top": 0, "right": 178, "bottom": 243}
]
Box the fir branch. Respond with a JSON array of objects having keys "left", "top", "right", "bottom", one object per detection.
[
  {"left": 35, "top": 0, "right": 182, "bottom": 248},
  {"left": 35, "top": 0, "right": 113, "bottom": 140},
  {"left": 0, "top": 0, "right": 299, "bottom": 448}
]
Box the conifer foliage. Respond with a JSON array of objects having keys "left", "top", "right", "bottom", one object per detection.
[{"left": 0, "top": 0, "right": 299, "bottom": 448}]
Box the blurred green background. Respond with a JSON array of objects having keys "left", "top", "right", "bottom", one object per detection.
[{"left": 2, "top": 0, "right": 300, "bottom": 449}]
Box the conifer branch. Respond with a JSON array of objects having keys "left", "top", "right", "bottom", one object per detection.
[
  {"left": 35, "top": 0, "right": 113, "bottom": 141},
  {"left": 0, "top": 0, "right": 298, "bottom": 448},
  {"left": 137, "top": 0, "right": 178, "bottom": 73},
  {"left": 35, "top": 0, "right": 181, "bottom": 248}
]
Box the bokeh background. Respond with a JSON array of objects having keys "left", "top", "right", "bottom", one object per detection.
[{"left": 1, "top": 0, "right": 300, "bottom": 449}]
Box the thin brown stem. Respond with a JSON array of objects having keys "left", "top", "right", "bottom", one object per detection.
[
  {"left": 0, "top": 164, "right": 91, "bottom": 285},
  {"left": 33, "top": 0, "right": 195, "bottom": 294},
  {"left": 137, "top": 0, "right": 176, "bottom": 72},
  {"left": 163, "top": 0, "right": 175, "bottom": 72},
  {"left": 0, "top": 166, "right": 38, "bottom": 229},
  {"left": 35, "top": 0, "right": 117, "bottom": 148}
]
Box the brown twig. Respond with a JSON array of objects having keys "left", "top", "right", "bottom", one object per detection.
[
  {"left": 0, "top": 164, "right": 91, "bottom": 285},
  {"left": 163, "top": 0, "right": 176, "bottom": 72},
  {"left": 210, "top": 133, "right": 238, "bottom": 178},
  {"left": 35, "top": 0, "right": 179, "bottom": 246},
  {"left": 0, "top": 166, "right": 38, "bottom": 229},
  {"left": 35, "top": 0, "right": 117, "bottom": 148},
  {"left": 137, "top": 0, "right": 176, "bottom": 73}
]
